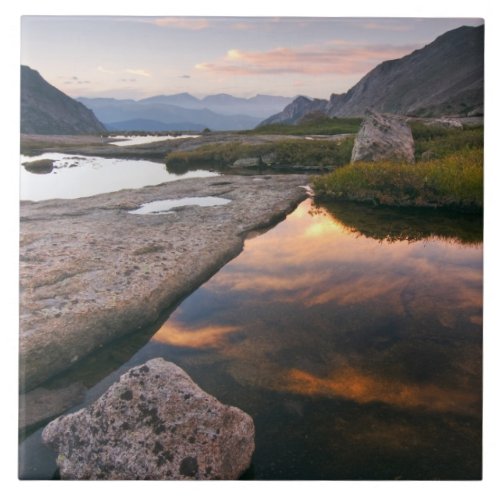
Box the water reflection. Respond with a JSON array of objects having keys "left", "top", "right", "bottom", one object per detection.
[
  {"left": 313, "top": 200, "right": 483, "bottom": 244},
  {"left": 145, "top": 198, "right": 482, "bottom": 478},
  {"left": 154, "top": 321, "right": 239, "bottom": 348},
  {"left": 20, "top": 153, "right": 217, "bottom": 201},
  {"left": 26, "top": 198, "right": 482, "bottom": 479},
  {"left": 109, "top": 134, "right": 199, "bottom": 147},
  {"left": 284, "top": 367, "right": 480, "bottom": 416}
]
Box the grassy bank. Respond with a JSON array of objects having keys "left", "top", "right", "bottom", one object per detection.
[
  {"left": 312, "top": 148, "right": 483, "bottom": 211},
  {"left": 166, "top": 137, "right": 354, "bottom": 169},
  {"left": 411, "top": 123, "right": 483, "bottom": 160}
]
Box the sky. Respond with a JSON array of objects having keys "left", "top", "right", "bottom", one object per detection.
[{"left": 20, "top": 16, "right": 483, "bottom": 100}]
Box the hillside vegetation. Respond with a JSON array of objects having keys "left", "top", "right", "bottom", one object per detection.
[
  {"left": 252, "top": 115, "right": 362, "bottom": 136},
  {"left": 166, "top": 136, "right": 354, "bottom": 169},
  {"left": 313, "top": 124, "right": 483, "bottom": 212}
]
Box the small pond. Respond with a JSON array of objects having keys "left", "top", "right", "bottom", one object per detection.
[
  {"left": 20, "top": 153, "right": 217, "bottom": 201},
  {"left": 20, "top": 198, "right": 482, "bottom": 480},
  {"left": 108, "top": 134, "right": 199, "bottom": 147}
]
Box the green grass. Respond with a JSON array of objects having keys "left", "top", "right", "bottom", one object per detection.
[
  {"left": 411, "top": 123, "right": 483, "bottom": 160},
  {"left": 166, "top": 137, "right": 354, "bottom": 169},
  {"left": 246, "top": 116, "right": 362, "bottom": 136},
  {"left": 312, "top": 148, "right": 483, "bottom": 211}
]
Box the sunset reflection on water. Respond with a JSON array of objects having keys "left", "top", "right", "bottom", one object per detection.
[{"left": 148, "top": 198, "right": 482, "bottom": 479}]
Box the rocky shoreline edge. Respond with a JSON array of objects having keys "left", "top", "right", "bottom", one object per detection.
[{"left": 20, "top": 174, "right": 309, "bottom": 392}]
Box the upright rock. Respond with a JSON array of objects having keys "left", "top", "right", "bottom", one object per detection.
[
  {"left": 351, "top": 110, "right": 415, "bottom": 163},
  {"left": 42, "top": 359, "right": 255, "bottom": 480}
]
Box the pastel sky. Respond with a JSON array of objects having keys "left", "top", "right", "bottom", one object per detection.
[{"left": 21, "top": 16, "right": 483, "bottom": 100}]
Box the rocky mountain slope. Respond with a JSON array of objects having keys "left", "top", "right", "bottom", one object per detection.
[
  {"left": 260, "top": 96, "right": 328, "bottom": 126},
  {"left": 261, "top": 24, "right": 483, "bottom": 124},
  {"left": 21, "top": 66, "right": 106, "bottom": 135}
]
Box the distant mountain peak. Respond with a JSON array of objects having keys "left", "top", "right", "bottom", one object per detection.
[
  {"left": 80, "top": 93, "right": 295, "bottom": 130},
  {"left": 21, "top": 65, "right": 106, "bottom": 135}
]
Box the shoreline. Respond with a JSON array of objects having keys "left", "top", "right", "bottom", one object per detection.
[{"left": 20, "top": 174, "right": 309, "bottom": 391}]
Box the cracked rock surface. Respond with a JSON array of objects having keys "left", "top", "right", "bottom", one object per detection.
[
  {"left": 20, "top": 174, "right": 308, "bottom": 390},
  {"left": 42, "top": 358, "right": 255, "bottom": 479}
]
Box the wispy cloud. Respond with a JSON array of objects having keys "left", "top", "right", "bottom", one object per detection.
[
  {"left": 120, "top": 78, "right": 136, "bottom": 82},
  {"left": 144, "top": 17, "right": 211, "bottom": 30},
  {"left": 359, "top": 21, "right": 414, "bottom": 32},
  {"left": 97, "top": 65, "right": 114, "bottom": 74},
  {"left": 195, "top": 41, "right": 420, "bottom": 76},
  {"left": 63, "top": 76, "right": 91, "bottom": 85},
  {"left": 230, "top": 22, "right": 252, "bottom": 31},
  {"left": 125, "top": 68, "right": 152, "bottom": 78},
  {"left": 179, "top": 74, "right": 191, "bottom": 79}
]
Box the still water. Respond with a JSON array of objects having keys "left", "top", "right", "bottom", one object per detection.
[
  {"left": 21, "top": 198, "right": 482, "bottom": 479},
  {"left": 20, "top": 153, "right": 217, "bottom": 201},
  {"left": 108, "top": 135, "right": 199, "bottom": 147}
]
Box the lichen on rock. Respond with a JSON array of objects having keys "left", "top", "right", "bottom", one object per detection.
[{"left": 42, "top": 358, "right": 255, "bottom": 480}]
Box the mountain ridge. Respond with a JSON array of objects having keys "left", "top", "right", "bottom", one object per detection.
[
  {"left": 260, "top": 24, "right": 484, "bottom": 125},
  {"left": 21, "top": 65, "right": 106, "bottom": 135},
  {"left": 78, "top": 93, "right": 295, "bottom": 129}
]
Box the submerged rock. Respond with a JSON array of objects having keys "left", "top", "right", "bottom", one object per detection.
[
  {"left": 232, "top": 153, "right": 277, "bottom": 168},
  {"left": 351, "top": 110, "right": 415, "bottom": 163},
  {"left": 42, "top": 358, "right": 255, "bottom": 480},
  {"left": 232, "top": 157, "right": 262, "bottom": 168},
  {"left": 19, "top": 382, "right": 86, "bottom": 432}
]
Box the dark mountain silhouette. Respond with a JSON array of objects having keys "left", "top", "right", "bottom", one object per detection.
[
  {"left": 21, "top": 65, "right": 106, "bottom": 135},
  {"left": 260, "top": 24, "right": 484, "bottom": 125}
]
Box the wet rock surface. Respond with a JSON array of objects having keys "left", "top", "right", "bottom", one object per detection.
[
  {"left": 42, "top": 358, "right": 255, "bottom": 479},
  {"left": 20, "top": 174, "right": 308, "bottom": 390},
  {"left": 351, "top": 110, "right": 415, "bottom": 163},
  {"left": 19, "top": 383, "right": 86, "bottom": 432}
]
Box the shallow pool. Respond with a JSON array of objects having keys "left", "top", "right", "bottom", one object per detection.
[
  {"left": 108, "top": 134, "right": 199, "bottom": 146},
  {"left": 22, "top": 198, "right": 482, "bottom": 480},
  {"left": 20, "top": 153, "right": 217, "bottom": 201}
]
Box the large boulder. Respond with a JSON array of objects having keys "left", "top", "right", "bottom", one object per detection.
[
  {"left": 42, "top": 358, "right": 255, "bottom": 479},
  {"left": 351, "top": 110, "right": 415, "bottom": 163}
]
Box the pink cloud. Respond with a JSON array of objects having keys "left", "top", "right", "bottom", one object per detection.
[
  {"left": 359, "top": 21, "right": 414, "bottom": 32},
  {"left": 146, "top": 17, "right": 211, "bottom": 30},
  {"left": 195, "top": 42, "right": 420, "bottom": 76}
]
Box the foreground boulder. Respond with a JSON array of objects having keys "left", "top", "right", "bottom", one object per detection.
[
  {"left": 351, "top": 110, "right": 415, "bottom": 163},
  {"left": 42, "top": 358, "right": 255, "bottom": 479}
]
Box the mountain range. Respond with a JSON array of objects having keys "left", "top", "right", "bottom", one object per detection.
[
  {"left": 261, "top": 24, "right": 484, "bottom": 126},
  {"left": 21, "top": 65, "right": 106, "bottom": 135},
  {"left": 78, "top": 94, "right": 295, "bottom": 131},
  {"left": 21, "top": 24, "right": 484, "bottom": 135}
]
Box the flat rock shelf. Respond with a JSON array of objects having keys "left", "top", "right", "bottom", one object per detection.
[{"left": 20, "top": 174, "right": 308, "bottom": 391}]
